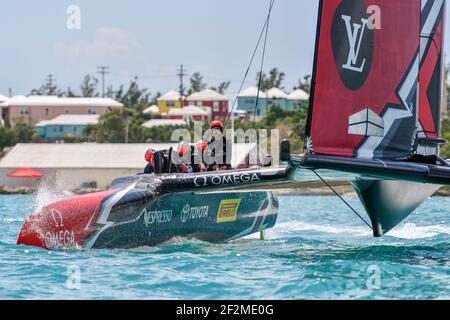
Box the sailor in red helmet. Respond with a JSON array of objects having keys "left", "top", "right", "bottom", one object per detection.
[
  {"left": 206, "top": 120, "right": 232, "bottom": 171},
  {"left": 176, "top": 142, "right": 207, "bottom": 173},
  {"left": 144, "top": 148, "right": 157, "bottom": 174}
]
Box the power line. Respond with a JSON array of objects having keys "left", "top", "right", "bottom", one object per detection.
[
  {"left": 46, "top": 74, "right": 55, "bottom": 91},
  {"left": 177, "top": 64, "right": 187, "bottom": 98},
  {"left": 177, "top": 64, "right": 187, "bottom": 107},
  {"left": 97, "top": 66, "right": 110, "bottom": 97}
]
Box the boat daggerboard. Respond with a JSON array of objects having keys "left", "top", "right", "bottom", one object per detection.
[
  {"left": 306, "top": 0, "right": 422, "bottom": 160},
  {"left": 418, "top": 0, "right": 446, "bottom": 142}
]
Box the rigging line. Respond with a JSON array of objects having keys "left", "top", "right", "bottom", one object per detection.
[
  {"left": 224, "top": 0, "right": 276, "bottom": 128},
  {"left": 311, "top": 169, "right": 374, "bottom": 230},
  {"left": 253, "top": 0, "right": 274, "bottom": 128}
]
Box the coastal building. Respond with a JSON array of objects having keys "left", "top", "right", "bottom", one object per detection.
[
  {"left": 157, "top": 90, "right": 183, "bottom": 113},
  {"left": 142, "top": 119, "right": 187, "bottom": 128},
  {"left": 35, "top": 115, "right": 99, "bottom": 139},
  {"left": 287, "top": 89, "right": 309, "bottom": 111},
  {"left": 0, "top": 95, "right": 123, "bottom": 127},
  {"left": 143, "top": 105, "right": 160, "bottom": 115},
  {"left": 266, "top": 87, "right": 289, "bottom": 114},
  {"left": 0, "top": 143, "right": 172, "bottom": 190},
  {"left": 237, "top": 86, "right": 309, "bottom": 116},
  {"left": 165, "top": 105, "right": 211, "bottom": 122},
  {"left": 0, "top": 143, "right": 267, "bottom": 190},
  {"left": 185, "top": 89, "right": 229, "bottom": 119},
  {"left": 237, "top": 87, "right": 268, "bottom": 117}
]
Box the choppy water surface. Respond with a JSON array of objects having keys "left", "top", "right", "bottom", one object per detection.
[{"left": 0, "top": 194, "right": 449, "bottom": 300}]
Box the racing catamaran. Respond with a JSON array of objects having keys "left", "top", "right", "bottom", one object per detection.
[
  {"left": 292, "top": 0, "right": 448, "bottom": 236},
  {"left": 17, "top": 0, "right": 449, "bottom": 249}
]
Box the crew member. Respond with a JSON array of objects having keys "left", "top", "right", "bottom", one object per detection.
[
  {"left": 144, "top": 148, "right": 156, "bottom": 174},
  {"left": 176, "top": 142, "right": 208, "bottom": 173},
  {"left": 177, "top": 142, "right": 193, "bottom": 173},
  {"left": 193, "top": 141, "right": 208, "bottom": 173},
  {"left": 207, "top": 120, "right": 232, "bottom": 171}
]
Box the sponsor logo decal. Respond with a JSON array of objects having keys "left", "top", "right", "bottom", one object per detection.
[
  {"left": 181, "top": 204, "right": 209, "bottom": 223},
  {"left": 348, "top": 108, "right": 384, "bottom": 137},
  {"left": 45, "top": 230, "right": 76, "bottom": 249},
  {"left": 216, "top": 199, "right": 241, "bottom": 224},
  {"left": 51, "top": 208, "right": 64, "bottom": 228},
  {"left": 331, "top": 0, "right": 377, "bottom": 90},
  {"left": 194, "top": 172, "right": 261, "bottom": 187},
  {"left": 143, "top": 209, "right": 173, "bottom": 227}
]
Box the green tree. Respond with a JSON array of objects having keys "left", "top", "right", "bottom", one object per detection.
[
  {"left": 80, "top": 75, "right": 99, "bottom": 97},
  {"left": 256, "top": 68, "right": 286, "bottom": 91},
  {"left": 31, "top": 75, "right": 65, "bottom": 96},
  {"left": 86, "top": 109, "right": 126, "bottom": 143},
  {"left": 112, "top": 77, "right": 150, "bottom": 109},
  {"left": 211, "top": 81, "right": 231, "bottom": 94},
  {"left": 188, "top": 72, "right": 207, "bottom": 95},
  {"left": 0, "top": 120, "right": 34, "bottom": 152},
  {"left": 87, "top": 78, "right": 151, "bottom": 143},
  {"left": 294, "top": 75, "right": 312, "bottom": 94},
  {"left": 0, "top": 127, "right": 15, "bottom": 152}
]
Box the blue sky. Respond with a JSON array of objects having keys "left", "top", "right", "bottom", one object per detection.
[{"left": 0, "top": 0, "right": 449, "bottom": 99}]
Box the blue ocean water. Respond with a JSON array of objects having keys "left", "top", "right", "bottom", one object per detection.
[{"left": 0, "top": 193, "right": 449, "bottom": 300}]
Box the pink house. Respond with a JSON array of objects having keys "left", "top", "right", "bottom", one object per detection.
[{"left": 0, "top": 96, "right": 123, "bottom": 127}]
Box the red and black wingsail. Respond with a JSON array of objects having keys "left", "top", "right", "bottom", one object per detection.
[
  {"left": 306, "top": 0, "right": 422, "bottom": 160},
  {"left": 418, "top": 0, "right": 446, "bottom": 143}
]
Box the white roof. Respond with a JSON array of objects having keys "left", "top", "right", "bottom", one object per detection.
[
  {"left": 36, "top": 115, "right": 100, "bottom": 127},
  {"left": 142, "top": 119, "right": 187, "bottom": 128},
  {"left": 0, "top": 95, "right": 8, "bottom": 103},
  {"left": 143, "top": 105, "right": 160, "bottom": 114},
  {"left": 168, "top": 105, "right": 210, "bottom": 117},
  {"left": 0, "top": 96, "right": 123, "bottom": 108},
  {"left": 0, "top": 143, "right": 174, "bottom": 169},
  {"left": 267, "top": 88, "right": 288, "bottom": 99},
  {"left": 157, "top": 90, "right": 182, "bottom": 102},
  {"left": 187, "top": 89, "right": 227, "bottom": 101},
  {"left": 238, "top": 87, "right": 266, "bottom": 98},
  {"left": 287, "top": 89, "right": 309, "bottom": 101}
]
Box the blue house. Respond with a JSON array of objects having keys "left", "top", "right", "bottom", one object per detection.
[
  {"left": 35, "top": 114, "right": 99, "bottom": 139},
  {"left": 237, "top": 87, "right": 268, "bottom": 117},
  {"left": 287, "top": 89, "right": 309, "bottom": 111},
  {"left": 238, "top": 87, "right": 309, "bottom": 117}
]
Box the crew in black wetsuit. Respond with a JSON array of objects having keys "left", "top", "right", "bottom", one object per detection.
[
  {"left": 207, "top": 120, "right": 232, "bottom": 171},
  {"left": 144, "top": 148, "right": 156, "bottom": 174}
]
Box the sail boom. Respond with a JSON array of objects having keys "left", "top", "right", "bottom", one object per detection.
[{"left": 293, "top": 154, "right": 450, "bottom": 185}]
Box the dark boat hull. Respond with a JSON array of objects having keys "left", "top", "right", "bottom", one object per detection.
[
  {"left": 17, "top": 167, "right": 288, "bottom": 250},
  {"left": 87, "top": 190, "right": 278, "bottom": 249}
]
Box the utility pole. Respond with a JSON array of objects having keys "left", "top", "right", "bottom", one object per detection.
[
  {"left": 97, "top": 66, "right": 110, "bottom": 97},
  {"left": 177, "top": 64, "right": 187, "bottom": 107},
  {"left": 45, "top": 74, "right": 56, "bottom": 95}
]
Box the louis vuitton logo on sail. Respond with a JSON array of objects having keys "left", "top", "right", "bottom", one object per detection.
[
  {"left": 331, "top": 2, "right": 380, "bottom": 91},
  {"left": 341, "top": 5, "right": 380, "bottom": 73},
  {"left": 341, "top": 15, "right": 369, "bottom": 73}
]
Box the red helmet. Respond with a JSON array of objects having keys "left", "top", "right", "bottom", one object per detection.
[
  {"left": 196, "top": 140, "right": 209, "bottom": 151},
  {"left": 210, "top": 120, "right": 223, "bottom": 130},
  {"left": 145, "top": 148, "right": 156, "bottom": 162},
  {"left": 177, "top": 142, "right": 191, "bottom": 156}
]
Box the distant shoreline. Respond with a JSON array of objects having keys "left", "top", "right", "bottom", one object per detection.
[{"left": 2, "top": 185, "right": 450, "bottom": 197}]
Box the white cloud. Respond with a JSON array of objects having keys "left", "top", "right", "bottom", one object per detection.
[{"left": 54, "top": 27, "right": 142, "bottom": 60}]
